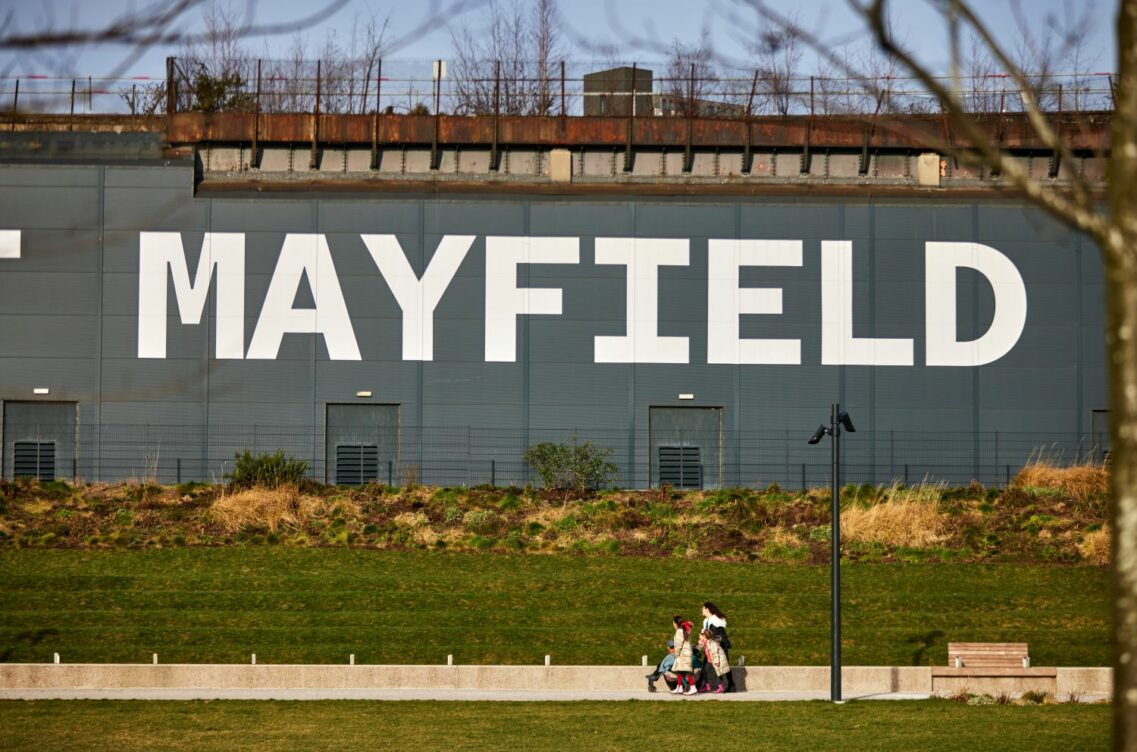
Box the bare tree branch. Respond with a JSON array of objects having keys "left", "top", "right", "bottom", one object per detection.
[
  {"left": 934, "top": 0, "right": 1095, "bottom": 220},
  {"left": 0, "top": 0, "right": 353, "bottom": 50}
]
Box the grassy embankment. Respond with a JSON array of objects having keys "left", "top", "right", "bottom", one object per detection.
[
  {"left": 0, "top": 461, "right": 1111, "bottom": 565},
  {"left": 0, "top": 700, "right": 1112, "bottom": 752},
  {"left": 0, "top": 548, "right": 1108, "bottom": 666}
]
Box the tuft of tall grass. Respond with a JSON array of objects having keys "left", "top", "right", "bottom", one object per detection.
[
  {"left": 880, "top": 480, "right": 946, "bottom": 505},
  {"left": 841, "top": 483, "right": 946, "bottom": 548},
  {"left": 1013, "top": 450, "right": 1109, "bottom": 502},
  {"left": 1078, "top": 526, "right": 1110, "bottom": 565},
  {"left": 207, "top": 485, "right": 319, "bottom": 533}
]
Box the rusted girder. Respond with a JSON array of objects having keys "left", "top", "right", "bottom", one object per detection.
[{"left": 165, "top": 111, "right": 1112, "bottom": 155}]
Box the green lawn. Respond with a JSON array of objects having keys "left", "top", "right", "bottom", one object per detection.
[
  {"left": 0, "top": 549, "right": 1109, "bottom": 666},
  {"left": 0, "top": 700, "right": 1111, "bottom": 752}
]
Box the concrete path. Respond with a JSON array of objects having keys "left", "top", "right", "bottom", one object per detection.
[{"left": 0, "top": 688, "right": 934, "bottom": 702}]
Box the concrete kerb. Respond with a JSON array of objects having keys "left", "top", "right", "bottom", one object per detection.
[{"left": 0, "top": 663, "right": 1113, "bottom": 701}]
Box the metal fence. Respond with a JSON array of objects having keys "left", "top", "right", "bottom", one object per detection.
[
  {"left": 0, "top": 423, "right": 1110, "bottom": 489},
  {"left": 0, "top": 58, "right": 1116, "bottom": 118}
]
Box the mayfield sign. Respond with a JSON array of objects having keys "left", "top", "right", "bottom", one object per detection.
[{"left": 135, "top": 232, "right": 1027, "bottom": 367}]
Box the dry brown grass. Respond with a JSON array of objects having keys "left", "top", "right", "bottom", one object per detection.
[
  {"left": 1078, "top": 526, "right": 1110, "bottom": 565},
  {"left": 767, "top": 526, "right": 803, "bottom": 548},
  {"left": 207, "top": 485, "right": 320, "bottom": 533},
  {"left": 882, "top": 480, "right": 945, "bottom": 504},
  {"left": 393, "top": 511, "right": 429, "bottom": 529},
  {"left": 21, "top": 499, "right": 52, "bottom": 515},
  {"left": 1013, "top": 455, "right": 1109, "bottom": 502},
  {"left": 842, "top": 493, "right": 946, "bottom": 548}
]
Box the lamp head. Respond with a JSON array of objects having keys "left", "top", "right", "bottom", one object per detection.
[
  {"left": 808, "top": 425, "right": 828, "bottom": 444},
  {"left": 838, "top": 411, "right": 856, "bottom": 433}
]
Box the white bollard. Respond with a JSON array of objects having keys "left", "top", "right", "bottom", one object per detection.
[
  {"left": 251, "top": 653, "right": 257, "bottom": 665},
  {"left": 349, "top": 654, "right": 355, "bottom": 666},
  {"left": 447, "top": 655, "right": 453, "bottom": 666},
  {"left": 53, "top": 653, "right": 60, "bottom": 664},
  {"left": 642, "top": 655, "right": 648, "bottom": 666},
  {"left": 737, "top": 655, "right": 745, "bottom": 667},
  {"left": 544, "top": 655, "right": 551, "bottom": 666},
  {"left": 152, "top": 654, "right": 158, "bottom": 665}
]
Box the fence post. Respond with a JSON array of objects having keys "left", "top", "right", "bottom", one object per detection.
[
  {"left": 683, "top": 62, "right": 694, "bottom": 172},
  {"left": 310, "top": 60, "right": 321, "bottom": 170},
  {"left": 491, "top": 59, "right": 501, "bottom": 171},
  {"left": 491, "top": 459, "right": 496, "bottom": 488},
  {"left": 890, "top": 430, "right": 895, "bottom": 479},
  {"left": 624, "top": 62, "right": 637, "bottom": 173},
  {"left": 430, "top": 59, "right": 443, "bottom": 170},
  {"left": 10, "top": 79, "right": 17, "bottom": 130},
  {"left": 560, "top": 59, "right": 566, "bottom": 120},
  {"left": 784, "top": 429, "right": 789, "bottom": 488},
  {"left": 166, "top": 57, "right": 176, "bottom": 115},
  {"left": 904, "top": 464, "right": 909, "bottom": 485},
  {"left": 1006, "top": 464, "right": 1011, "bottom": 487},
  {"left": 371, "top": 59, "right": 382, "bottom": 170},
  {"left": 376, "top": 58, "right": 383, "bottom": 114},
  {"left": 388, "top": 460, "right": 393, "bottom": 487},
  {"left": 252, "top": 59, "right": 261, "bottom": 169},
  {"left": 69, "top": 80, "right": 76, "bottom": 130},
  {"left": 177, "top": 458, "right": 182, "bottom": 485},
  {"left": 994, "top": 431, "right": 999, "bottom": 487},
  {"left": 87, "top": 76, "right": 92, "bottom": 113},
  {"left": 801, "top": 462, "right": 806, "bottom": 491}
]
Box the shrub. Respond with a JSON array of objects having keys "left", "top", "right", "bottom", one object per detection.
[
  {"left": 227, "top": 450, "right": 308, "bottom": 489},
  {"left": 522, "top": 439, "right": 618, "bottom": 495}
]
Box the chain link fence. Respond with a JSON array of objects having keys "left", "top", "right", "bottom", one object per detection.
[
  {"left": 0, "top": 58, "right": 1116, "bottom": 118},
  {"left": 0, "top": 423, "right": 1110, "bottom": 489}
]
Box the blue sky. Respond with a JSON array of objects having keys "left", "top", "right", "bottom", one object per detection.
[{"left": 0, "top": 0, "right": 1118, "bottom": 78}]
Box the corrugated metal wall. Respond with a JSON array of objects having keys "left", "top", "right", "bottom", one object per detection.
[{"left": 0, "top": 159, "right": 1107, "bottom": 486}]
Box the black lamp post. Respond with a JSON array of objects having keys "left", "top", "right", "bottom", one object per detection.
[{"left": 808, "top": 403, "right": 855, "bottom": 703}]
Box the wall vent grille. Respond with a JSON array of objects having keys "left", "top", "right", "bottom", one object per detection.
[
  {"left": 335, "top": 444, "right": 379, "bottom": 486},
  {"left": 13, "top": 441, "right": 55, "bottom": 481},
  {"left": 658, "top": 446, "right": 701, "bottom": 489}
]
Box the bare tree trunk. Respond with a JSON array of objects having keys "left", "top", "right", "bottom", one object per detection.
[{"left": 1111, "top": 4, "right": 1137, "bottom": 748}]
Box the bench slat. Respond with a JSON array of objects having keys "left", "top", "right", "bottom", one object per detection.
[{"left": 947, "top": 641, "right": 1030, "bottom": 667}]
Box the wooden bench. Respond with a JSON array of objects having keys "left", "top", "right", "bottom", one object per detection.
[{"left": 948, "top": 642, "right": 1030, "bottom": 669}]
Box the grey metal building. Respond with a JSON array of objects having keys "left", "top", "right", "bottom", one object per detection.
[{"left": 0, "top": 118, "right": 1109, "bottom": 489}]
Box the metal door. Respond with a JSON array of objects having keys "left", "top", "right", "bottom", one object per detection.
[
  {"left": 325, "top": 404, "right": 400, "bottom": 485},
  {"left": 649, "top": 406, "right": 723, "bottom": 488}
]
